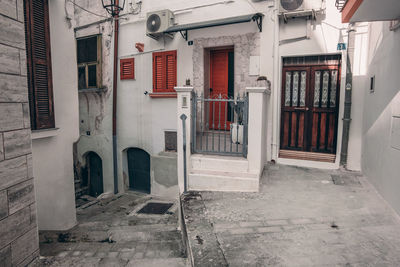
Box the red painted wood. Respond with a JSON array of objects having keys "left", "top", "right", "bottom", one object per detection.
[
  {"left": 209, "top": 50, "right": 230, "bottom": 130},
  {"left": 280, "top": 64, "right": 341, "bottom": 155},
  {"left": 152, "top": 50, "right": 177, "bottom": 93},
  {"left": 120, "top": 58, "right": 135, "bottom": 80}
]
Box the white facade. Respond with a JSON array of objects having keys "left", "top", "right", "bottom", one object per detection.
[
  {"left": 31, "top": 1, "right": 79, "bottom": 230},
  {"left": 361, "top": 21, "right": 400, "bottom": 214}
]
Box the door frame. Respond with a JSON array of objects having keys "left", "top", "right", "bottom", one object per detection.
[{"left": 277, "top": 57, "right": 343, "bottom": 164}]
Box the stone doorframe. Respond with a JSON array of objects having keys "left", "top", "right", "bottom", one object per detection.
[{"left": 192, "top": 33, "right": 260, "bottom": 96}]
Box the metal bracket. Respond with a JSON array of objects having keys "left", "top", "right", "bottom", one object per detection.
[
  {"left": 179, "top": 30, "right": 188, "bottom": 41},
  {"left": 253, "top": 15, "right": 262, "bottom": 32}
]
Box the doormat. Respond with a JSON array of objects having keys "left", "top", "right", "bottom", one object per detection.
[
  {"left": 137, "top": 202, "right": 173, "bottom": 215},
  {"left": 331, "top": 174, "right": 362, "bottom": 186}
]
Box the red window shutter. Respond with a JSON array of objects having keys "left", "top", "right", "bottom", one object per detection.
[
  {"left": 152, "top": 50, "right": 177, "bottom": 93},
  {"left": 166, "top": 51, "right": 177, "bottom": 91},
  {"left": 24, "top": 0, "right": 55, "bottom": 130},
  {"left": 120, "top": 58, "right": 135, "bottom": 80}
]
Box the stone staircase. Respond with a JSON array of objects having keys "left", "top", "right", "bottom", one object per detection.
[
  {"left": 189, "top": 154, "right": 259, "bottom": 192},
  {"left": 39, "top": 194, "right": 189, "bottom": 266}
]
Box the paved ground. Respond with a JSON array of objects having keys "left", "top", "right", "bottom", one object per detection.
[
  {"left": 183, "top": 164, "right": 400, "bottom": 266},
  {"left": 39, "top": 192, "right": 188, "bottom": 266}
]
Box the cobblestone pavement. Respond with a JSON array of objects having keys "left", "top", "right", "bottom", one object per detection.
[
  {"left": 39, "top": 192, "right": 188, "bottom": 266},
  {"left": 185, "top": 164, "right": 400, "bottom": 266}
]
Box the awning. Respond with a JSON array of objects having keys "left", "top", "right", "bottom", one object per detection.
[{"left": 164, "top": 13, "right": 263, "bottom": 40}]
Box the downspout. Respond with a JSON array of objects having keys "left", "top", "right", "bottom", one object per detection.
[
  {"left": 112, "top": 3, "right": 120, "bottom": 194},
  {"left": 340, "top": 23, "right": 355, "bottom": 168},
  {"left": 271, "top": 0, "right": 280, "bottom": 161}
]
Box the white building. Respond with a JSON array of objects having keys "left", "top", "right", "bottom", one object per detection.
[{"left": 26, "top": 0, "right": 400, "bottom": 231}]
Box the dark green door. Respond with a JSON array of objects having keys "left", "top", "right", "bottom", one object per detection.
[
  {"left": 87, "top": 152, "right": 103, "bottom": 197},
  {"left": 127, "top": 148, "right": 150, "bottom": 193}
]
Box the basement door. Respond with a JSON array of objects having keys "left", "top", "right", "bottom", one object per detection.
[
  {"left": 87, "top": 152, "right": 103, "bottom": 197},
  {"left": 280, "top": 64, "right": 340, "bottom": 162},
  {"left": 209, "top": 49, "right": 234, "bottom": 130},
  {"left": 127, "top": 148, "right": 150, "bottom": 193}
]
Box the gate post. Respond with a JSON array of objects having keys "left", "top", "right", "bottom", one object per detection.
[
  {"left": 246, "top": 87, "right": 269, "bottom": 178},
  {"left": 176, "top": 86, "right": 194, "bottom": 194}
]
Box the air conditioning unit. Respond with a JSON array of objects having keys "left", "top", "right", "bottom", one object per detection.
[
  {"left": 146, "top": 10, "right": 175, "bottom": 39},
  {"left": 280, "top": 0, "right": 324, "bottom": 13}
]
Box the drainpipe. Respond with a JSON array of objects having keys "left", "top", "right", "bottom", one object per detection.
[
  {"left": 340, "top": 23, "right": 355, "bottom": 168},
  {"left": 112, "top": 2, "right": 120, "bottom": 194},
  {"left": 271, "top": 0, "right": 280, "bottom": 161}
]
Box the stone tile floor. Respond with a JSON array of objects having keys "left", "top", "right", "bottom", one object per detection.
[
  {"left": 39, "top": 192, "right": 188, "bottom": 266},
  {"left": 184, "top": 164, "right": 400, "bottom": 266}
]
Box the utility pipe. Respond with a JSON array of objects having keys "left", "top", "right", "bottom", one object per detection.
[
  {"left": 180, "top": 114, "right": 188, "bottom": 193},
  {"left": 340, "top": 23, "right": 355, "bottom": 167},
  {"left": 112, "top": 1, "right": 120, "bottom": 194},
  {"left": 271, "top": 0, "right": 280, "bottom": 161}
]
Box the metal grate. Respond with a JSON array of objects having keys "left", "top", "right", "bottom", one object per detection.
[
  {"left": 137, "top": 202, "right": 173, "bottom": 215},
  {"left": 192, "top": 92, "right": 249, "bottom": 157}
]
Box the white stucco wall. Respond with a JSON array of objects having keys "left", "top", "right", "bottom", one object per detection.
[
  {"left": 361, "top": 21, "right": 400, "bottom": 214},
  {"left": 31, "top": 0, "right": 79, "bottom": 230},
  {"left": 271, "top": 2, "right": 365, "bottom": 170}
]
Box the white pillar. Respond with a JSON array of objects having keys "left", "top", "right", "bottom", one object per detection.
[
  {"left": 176, "top": 86, "right": 193, "bottom": 194},
  {"left": 246, "top": 87, "right": 269, "bottom": 176}
]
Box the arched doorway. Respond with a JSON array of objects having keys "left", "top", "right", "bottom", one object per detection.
[
  {"left": 86, "top": 152, "right": 103, "bottom": 197},
  {"left": 127, "top": 148, "right": 150, "bottom": 193}
]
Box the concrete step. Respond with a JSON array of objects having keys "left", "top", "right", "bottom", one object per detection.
[
  {"left": 188, "top": 170, "right": 259, "bottom": 192},
  {"left": 191, "top": 154, "right": 249, "bottom": 173}
]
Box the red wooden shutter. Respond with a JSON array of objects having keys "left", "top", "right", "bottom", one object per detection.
[
  {"left": 165, "top": 51, "right": 177, "bottom": 91},
  {"left": 152, "top": 50, "right": 177, "bottom": 93},
  {"left": 24, "top": 0, "right": 54, "bottom": 130},
  {"left": 120, "top": 58, "right": 135, "bottom": 80}
]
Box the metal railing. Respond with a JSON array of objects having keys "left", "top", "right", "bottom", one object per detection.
[{"left": 191, "top": 92, "right": 248, "bottom": 157}]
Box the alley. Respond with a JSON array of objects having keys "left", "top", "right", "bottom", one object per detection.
[
  {"left": 183, "top": 164, "right": 400, "bottom": 266},
  {"left": 39, "top": 193, "right": 188, "bottom": 266}
]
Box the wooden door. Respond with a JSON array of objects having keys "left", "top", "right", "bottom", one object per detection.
[
  {"left": 310, "top": 66, "right": 340, "bottom": 153},
  {"left": 280, "top": 65, "right": 340, "bottom": 155},
  {"left": 87, "top": 152, "right": 103, "bottom": 197},
  {"left": 280, "top": 67, "right": 310, "bottom": 151},
  {"left": 127, "top": 148, "right": 150, "bottom": 193},
  {"left": 209, "top": 49, "right": 232, "bottom": 130}
]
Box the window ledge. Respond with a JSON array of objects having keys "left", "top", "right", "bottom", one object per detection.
[
  {"left": 149, "top": 92, "right": 177, "bottom": 98},
  {"left": 31, "top": 128, "right": 60, "bottom": 140},
  {"left": 78, "top": 87, "right": 107, "bottom": 93}
]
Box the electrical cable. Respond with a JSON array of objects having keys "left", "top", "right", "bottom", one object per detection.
[{"left": 67, "top": 0, "right": 109, "bottom": 18}]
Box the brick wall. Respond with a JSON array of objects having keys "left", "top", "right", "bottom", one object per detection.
[{"left": 0, "top": 0, "right": 39, "bottom": 266}]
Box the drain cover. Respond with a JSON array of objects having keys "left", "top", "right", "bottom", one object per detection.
[
  {"left": 137, "top": 202, "right": 173, "bottom": 215},
  {"left": 331, "top": 174, "right": 361, "bottom": 186}
]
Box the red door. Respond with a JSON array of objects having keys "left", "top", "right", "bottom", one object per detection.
[{"left": 209, "top": 49, "right": 230, "bottom": 130}]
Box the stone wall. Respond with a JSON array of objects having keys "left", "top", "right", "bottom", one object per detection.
[
  {"left": 0, "top": 0, "right": 39, "bottom": 265},
  {"left": 193, "top": 33, "right": 261, "bottom": 95}
]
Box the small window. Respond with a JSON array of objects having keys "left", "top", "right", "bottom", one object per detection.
[
  {"left": 77, "top": 35, "right": 102, "bottom": 89},
  {"left": 120, "top": 58, "right": 135, "bottom": 80},
  {"left": 165, "top": 131, "right": 177, "bottom": 152},
  {"left": 152, "top": 50, "right": 177, "bottom": 93}
]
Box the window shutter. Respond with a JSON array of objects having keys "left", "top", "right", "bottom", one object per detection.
[
  {"left": 24, "top": 0, "right": 55, "bottom": 130},
  {"left": 152, "top": 50, "right": 177, "bottom": 93},
  {"left": 120, "top": 58, "right": 135, "bottom": 80},
  {"left": 153, "top": 53, "right": 164, "bottom": 91},
  {"left": 165, "top": 51, "right": 177, "bottom": 91}
]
